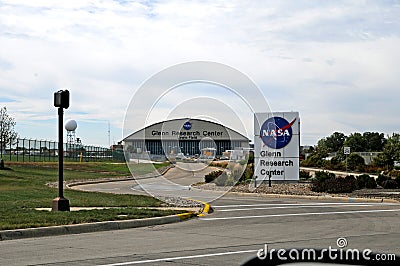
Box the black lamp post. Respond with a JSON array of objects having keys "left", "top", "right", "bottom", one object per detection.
[{"left": 52, "top": 90, "right": 70, "bottom": 211}]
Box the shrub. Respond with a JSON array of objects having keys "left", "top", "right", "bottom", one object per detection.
[
  {"left": 240, "top": 163, "right": 254, "bottom": 183},
  {"left": 315, "top": 171, "right": 335, "bottom": 182},
  {"left": 356, "top": 174, "right": 377, "bottom": 189},
  {"left": 214, "top": 171, "right": 229, "bottom": 186},
  {"left": 311, "top": 177, "right": 357, "bottom": 193},
  {"left": 376, "top": 174, "right": 391, "bottom": 186},
  {"left": 330, "top": 155, "right": 345, "bottom": 171},
  {"left": 364, "top": 176, "right": 377, "bottom": 189},
  {"left": 396, "top": 176, "right": 400, "bottom": 187},
  {"left": 205, "top": 170, "right": 222, "bottom": 183},
  {"left": 347, "top": 153, "right": 365, "bottom": 171},
  {"left": 299, "top": 170, "right": 311, "bottom": 180},
  {"left": 300, "top": 154, "right": 326, "bottom": 168},
  {"left": 364, "top": 165, "right": 384, "bottom": 174},
  {"left": 225, "top": 176, "right": 236, "bottom": 186},
  {"left": 381, "top": 179, "right": 399, "bottom": 189},
  {"left": 387, "top": 169, "right": 400, "bottom": 178},
  {"left": 231, "top": 164, "right": 244, "bottom": 180},
  {"left": 311, "top": 179, "right": 327, "bottom": 192}
]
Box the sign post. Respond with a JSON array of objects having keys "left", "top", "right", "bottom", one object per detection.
[
  {"left": 344, "top": 146, "right": 351, "bottom": 173},
  {"left": 52, "top": 90, "right": 70, "bottom": 211}
]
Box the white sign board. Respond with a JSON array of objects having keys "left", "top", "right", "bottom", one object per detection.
[
  {"left": 254, "top": 112, "right": 300, "bottom": 182},
  {"left": 344, "top": 147, "right": 351, "bottom": 155}
]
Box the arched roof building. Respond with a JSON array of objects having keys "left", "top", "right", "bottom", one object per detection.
[{"left": 123, "top": 118, "right": 249, "bottom": 160}]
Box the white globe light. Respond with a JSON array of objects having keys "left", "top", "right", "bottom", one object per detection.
[{"left": 65, "top": 119, "right": 77, "bottom": 131}]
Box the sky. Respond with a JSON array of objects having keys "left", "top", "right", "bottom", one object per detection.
[{"left": 0, "top": 0, "right": 399, "bottom": 147}]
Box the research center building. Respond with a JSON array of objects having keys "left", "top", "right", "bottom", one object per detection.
[{"left": 123, "top": 118, "right": 250, "bottom": 160}]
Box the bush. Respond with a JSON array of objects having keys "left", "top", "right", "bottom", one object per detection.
[
  {"left": 381, "top": 179, "right": 399, "bottom": 189},
  {"left": 330, "top": 155, "right": 345, "bottom": 171},
  {"left": 311, "top": 177, "right": 357, "bottom": 193},
  {"left": 347, "top": 153, "right": 365, "bottom": 171},
  {"left": 205, "top": 170, "right": 222, "bottom": 183},
  {"left": 356, "top": 174, "right": 377, "bottom": 189},
  {"left": 300, "top": 154, "right": 326, "bottom": 168},
  {"left": 396, "top": 176, "right": 400, "bottom": 187},
  {"left": 364, "top": 165, "right": 384, "bottom": 174},
  {"left": 387, "top": 169, "right": 400, "bottom": 178},
  {"left": 214, "top": 171, "right": 229, "bottom": 186},
  {"left": 364, "top": 176, "right": 377, "bottom": 189},
  {"left": 315, "top": 171, "right": 335, "bottom": 182},
  {"left": 225, "top": 176, "right": 236, "bottom": 186},
  {"left": 345, "top": 175, "right": 356, "bottom": 180},
  {"left": 231, "top": 164, "right": 244, "bottom": 180},
  {"left": 240, "top": 163, "right": 254, "bottom": 183},
  {"left": 299, "top": 170, "right": 311, "bottom": 180},
  {"left": 376, "top": 174, "right": 391, "bottom": 186}
]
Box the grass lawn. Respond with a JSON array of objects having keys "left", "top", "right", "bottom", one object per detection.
[{"left": 0, "top": 161, "right": 185, "bottom": 230}]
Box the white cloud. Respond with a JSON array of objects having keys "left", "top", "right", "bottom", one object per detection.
[{"left": 1, "top": 0, "right": 399, "bottom": 146}]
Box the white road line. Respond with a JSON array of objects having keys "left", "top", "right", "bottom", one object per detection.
[
  {"left": 200, "top": 208, "right": 400, "bottom": 221},
  {"left": 217, "top": 204, "right": 381, "bottom": 212},
  {"left": 213, "top": 202, "right": 397, "bottom": 208},
  {"left": 97, "top": 249, "right": 258, "bottom": 266}
]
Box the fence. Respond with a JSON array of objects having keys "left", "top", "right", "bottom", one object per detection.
[{"left": 0, "top": 138, "right": 125, "bottom": 162}]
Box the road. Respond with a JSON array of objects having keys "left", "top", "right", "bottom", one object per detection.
[
  {"left": 75, "top": 162, "right": 227, "bottom": 202},
  {"left": 1, "top": 163, "right": 400, "bottom": 265}
]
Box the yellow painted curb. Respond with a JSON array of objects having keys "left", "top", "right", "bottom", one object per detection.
[
  {"left": 187, "top": 198, "right": 212, "bottom": 217},
  {"left": 177, "top": 212, "right": 194, "bottom": 220},
  {"left": 197, "top": 201, "right": 211, "bottom": 217}
]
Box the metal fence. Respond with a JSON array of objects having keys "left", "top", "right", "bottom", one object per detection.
[{"left": 0, "top": 138, "right": 125, "bottom": 162}]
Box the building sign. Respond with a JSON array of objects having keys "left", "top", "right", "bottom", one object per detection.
[
  {"left": 151, "top": 129, "right": 224, "bottom": 140},
  {"left": 183, "top": 121, "right": 192, "bottom": 130},
  {"left": 254, "top": 112, "right": 300, "bottom": 182},
  {"left": 138, "top": 119, "right": 248, "bottom": 141}
]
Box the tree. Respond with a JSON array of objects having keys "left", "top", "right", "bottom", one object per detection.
[
  {"left": 317, "top": 132, "right": 346, "bottom": 155},
  {"left": 373, "top": 133, "right": 400, "bottom": 167},
  {"left": 363, "top": 132, "right": 386, "bottom": 152},
  {"left": 0, "top": 107, "right": 17, "bottom": 158},
  {"left": 344, "top": 133, "right": 366, "bottom": 152}
]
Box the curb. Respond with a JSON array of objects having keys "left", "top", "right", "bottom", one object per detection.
[
  {"left": 0, "top": 212, "right": 195, "bottom": 241},
  {"left": 226, "top": 191, "right": 400, "bottom": 203},
  {"left": 187, "top": 199, "right": 212, "bottom": 217}
]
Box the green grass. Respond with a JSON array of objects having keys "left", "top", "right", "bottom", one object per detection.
[
  {"left": 0, "top": 161, "right": 183, "bottom": 230},
  {"left": 127, "top": 161, "right": 170, "bottom": 176}
]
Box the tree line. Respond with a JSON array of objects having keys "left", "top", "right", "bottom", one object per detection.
[{"left": 301, "top": 131, "right": 400, "bottom": 170}]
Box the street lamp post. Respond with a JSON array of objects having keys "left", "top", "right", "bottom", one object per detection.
[{"left": 52, "top": 90, "right": 70, "bottom": 211}]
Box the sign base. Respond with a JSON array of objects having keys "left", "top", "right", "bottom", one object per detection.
[{"left": 52, "top": 197, "right": 70, "bottom": 211}]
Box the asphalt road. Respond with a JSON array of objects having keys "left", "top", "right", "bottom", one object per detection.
[{"left": 2, "top": 163, "right": 400, "bottom": 265}]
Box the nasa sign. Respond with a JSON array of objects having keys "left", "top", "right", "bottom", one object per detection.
[
  {"left": 260, "top": 116, "right": 296, "bottom": 149},
  {"left": 183, "top": 121, "right": 192, "bottom": 130},
  {"left": 254, "top": 112, "right": 300, "bottom": 182}
]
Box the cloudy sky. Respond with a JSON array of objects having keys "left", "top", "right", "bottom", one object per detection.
[{"left": 0, "top": 0, "right": 399, "bottom": 146}]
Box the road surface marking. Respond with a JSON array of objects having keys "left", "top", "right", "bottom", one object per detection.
[
  {"left": 217, "top": 204, "right": 386, "bottom": 212},
  {"left": 200, "top": 208, "right": 400, "bottom": 221},
  {"left": 213, "top": 202, "right": 397, "bottom": 208},
  {"left": 97, "top": 249, "right": 258, "bottom": 265}
]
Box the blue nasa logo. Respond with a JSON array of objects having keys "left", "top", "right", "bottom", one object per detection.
[
  {"left": 183, "top": 121, "right": 192, "bottom": 130},
  {"left": 260, "top": 117, "right": 296, "bottom": 149}
]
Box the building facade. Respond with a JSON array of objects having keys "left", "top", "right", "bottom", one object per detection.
[{"left": 123, "top": 118, "right": 249, "bottom": 160}]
